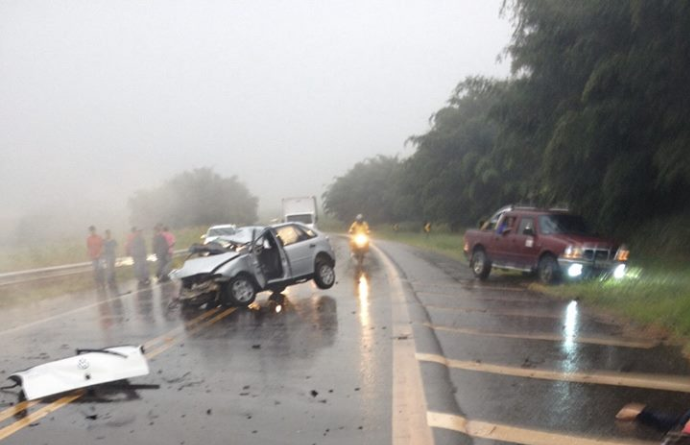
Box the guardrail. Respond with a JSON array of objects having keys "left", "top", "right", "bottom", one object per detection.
[{"left": 0, "top": 250, "right": 188, "bottom": 288}]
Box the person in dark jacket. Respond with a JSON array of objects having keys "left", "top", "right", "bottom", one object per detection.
[{"left": 126, "top": 227, "right": 149, "bottom": 285}]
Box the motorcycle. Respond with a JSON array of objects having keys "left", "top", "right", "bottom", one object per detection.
[{"left": 350, "top": 232, "right": 370, "bottom": 265}]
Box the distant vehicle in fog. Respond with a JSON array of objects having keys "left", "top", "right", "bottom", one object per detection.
[
  {"left": 282, "top": 196, "right": 318, "bottom": 228},
  {"left": 202, "top": 224, "right": 237, "bottom": 244},
  {"left": 463, "top": 205, "right": 629, "bottom": 283}
]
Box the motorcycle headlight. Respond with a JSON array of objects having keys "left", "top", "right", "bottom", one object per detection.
[
  {"left": 563, "top": 245, "right": 583, "bottom": 259},
  {"left": 354, "top": 234, "right": 369, "bottom": 247},
  {"left": 614, "top": 245, "right": 630, "bottom": 262}
]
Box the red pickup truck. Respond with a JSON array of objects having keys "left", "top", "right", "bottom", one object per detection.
[{"left": 463, "top": 206, "right": 629, "bottom": 283}]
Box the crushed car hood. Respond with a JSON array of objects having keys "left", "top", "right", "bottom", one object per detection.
[
  {"left": 9, "top": 346, "right": 149, "bottom": 401},
  {"left": 171, "top": 251, "right": 241, "bottom": 279}
]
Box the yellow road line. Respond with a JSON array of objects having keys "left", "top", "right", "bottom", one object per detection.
[
  {"left": 145, "top": 307, "right": 237, "bottom": 359},
  {"left": 0, "top": 392, "right": 83, "bottom": 441},
  {"left": 0, "top": 401, "right": 39, "bottom": 424},
  {"left": 0, "top": 306, "right": 238, "bottom": 441},
  {"left": 427, "top": 411, "right": 655, "bottom": 445},
  {"left": 417, "top": 353, "right": 690, "bottom": 393},
  {"left": 425, "top": 305, "right": 565, "bottom": 319},
  {"left": 143, "top": 306, "right": 221, "bottom": 350},
  {"left": 424, "top": 323, "right": 659, "bottom": 349}
]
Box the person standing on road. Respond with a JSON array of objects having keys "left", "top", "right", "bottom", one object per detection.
[
  {"left": 103, "top": 229, "right": 118, "bottom": 286},
  {"left": 86, "top": 225, "right": 104, "bottom": 286},
  {"left": 162, "top": 225, "right": 175, "bottom": 259},
  {"left": 126, "top": 227, "right": 149, "bottom": 285},
  {"left": 152, "top": 224, "right": 170, "bottom": 282},
  {"left": 617, "top": 403, "right": 690, "bottom": 444}
]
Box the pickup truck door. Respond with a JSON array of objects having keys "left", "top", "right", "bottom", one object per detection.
[
  {"left": 490, "top": 214, "right": 519, "bottom": 265},
  {"left": 513, "top": 216, "right": 539, "bottom": 268}
]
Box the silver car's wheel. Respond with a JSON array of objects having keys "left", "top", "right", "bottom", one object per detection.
[
  {"left": 226, "top": 275, "right": 256, "bottom": 306},
  {"left": 314, "top": 259, "right": 335, "bottom": 289}
]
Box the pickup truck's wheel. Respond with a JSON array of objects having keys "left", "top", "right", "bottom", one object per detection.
[
  {"left": 471, "top": 248, "right": 491, "bottom": 280},
  {"left": 314, "top": 257, "right": 335, "bottom": 289},
  {"left": 223, "top": 275, "right": 256, "bottom": 306},
  {"left": 538, "top": 254, "right": 560, "bottom": 284}
]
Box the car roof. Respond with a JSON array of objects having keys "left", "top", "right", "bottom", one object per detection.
[{"left": 208, "top": 224, "right": 236, "bottom": 230}]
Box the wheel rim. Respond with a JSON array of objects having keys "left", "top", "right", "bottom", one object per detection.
[
  {"left": 318, "top": 264, "right": 335, "bottom": 286},
  {"left": 232, "top": 279, "right": 254, "bottom": 303},
  {"left": 472, "top": 252, "right": 485, "bottom": 275}
]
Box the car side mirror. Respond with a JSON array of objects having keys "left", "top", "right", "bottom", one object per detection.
[
  {"left": 200, "top": 234, "right": 206, "bottom": 239},
  {"left": 478, "top": 220, "right": 486, "bottom": 229},
  {"left": 524, "top": 228, "right": 535, "bottom": 236},
  {"left": 501, "top": 228, "right": 511, "bottom": 236}
]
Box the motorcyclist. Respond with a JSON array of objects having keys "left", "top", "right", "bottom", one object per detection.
[{"left": 349, "top": 214, "right": 370, "bottom": 235}]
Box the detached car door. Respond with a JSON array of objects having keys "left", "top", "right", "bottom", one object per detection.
[{"left": 275, "top": 224, "right": 316, "bottom": 278}]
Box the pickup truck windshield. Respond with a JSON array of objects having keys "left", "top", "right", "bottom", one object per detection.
[{"left": 538, "top": 215, "right": 590, "bottom": 235}]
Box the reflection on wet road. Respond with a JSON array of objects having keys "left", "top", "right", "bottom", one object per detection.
[
  {"left": 0, "top": 238, "right": 396, "bottom": 444},
  {"left": 1, "top": 237, "right": 689, "bottom": 445},
  {"left": 384, "top": 242, "right": 690, "bottom": 445}
]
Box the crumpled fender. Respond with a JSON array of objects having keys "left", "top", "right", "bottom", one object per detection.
[
  {"left": 9, "top": 345, "right": 149, "bottom": 401},
  {"left": 170, "top": 252, "right": 240, "bottom": 280}
]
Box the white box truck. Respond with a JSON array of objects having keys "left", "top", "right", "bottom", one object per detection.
[{"left": 282, "top": 196, "right": 318, "bottom": 228}]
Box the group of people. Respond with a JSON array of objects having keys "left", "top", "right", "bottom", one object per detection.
[{"left": 86, "top": 224, "right": 175, "bottom": 287}]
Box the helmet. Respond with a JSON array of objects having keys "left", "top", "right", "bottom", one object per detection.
[{"left": 356, "top": 214, "right": 363, "bottom": 222}]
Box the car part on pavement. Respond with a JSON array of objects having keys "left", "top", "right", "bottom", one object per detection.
[{"left": 6, "top": 345, "right": 150, "bottom": 401}]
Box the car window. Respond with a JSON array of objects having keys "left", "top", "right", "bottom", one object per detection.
[
  {"left": 496, "top": 214, "right": 517, "bottom": 234},
  {"left": 518, "top": 217, "right": 535, "bottom": 235},
  {"left": 538, "top": 215, "right": 590, "bottom": 235},
  {"left": 296, "top": 225, "right": 316, "bottom": 240},
  {"left": 275, "top": 225, "right": 301, "bottom": 246}
]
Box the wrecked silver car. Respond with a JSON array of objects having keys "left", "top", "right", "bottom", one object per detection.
[{"left": 170, "top": 223, "right": 336, "bottom": 307}]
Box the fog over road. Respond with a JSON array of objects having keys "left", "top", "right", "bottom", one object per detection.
[{"left": 0, "top": 237, "right": 687, "bottom": 444}]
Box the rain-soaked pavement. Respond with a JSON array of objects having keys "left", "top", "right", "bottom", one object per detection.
[{"left": 0, "top": 237, "right": 689, "bottom": 445}]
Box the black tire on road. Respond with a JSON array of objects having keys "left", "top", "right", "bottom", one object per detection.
[
  {"left": 471, "top": 248, "right": 491, "bottom": 280},
  {"left": 313, "top": 258, "right": 336, "bottom": 289},
  {"left": 223, "top": 275, "right": 257, "bottom": 306},
  {"left": 538, "top": 254, "right": 560, "bottom": 284}
]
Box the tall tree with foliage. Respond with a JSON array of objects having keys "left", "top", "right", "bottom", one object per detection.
[{"left": 128, "top": 168, "right": 258, "bottom": 229}]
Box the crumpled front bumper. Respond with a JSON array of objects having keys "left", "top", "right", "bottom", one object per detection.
[{"left": 179, "top": 279, "right": 220, "bottom": 302}]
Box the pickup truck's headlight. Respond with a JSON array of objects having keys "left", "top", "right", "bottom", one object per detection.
[
  {"left": 614, "top": 245, "right": 630, "bottom": 262},
  {"left": 563, "top": 245, "right": 583, "bottom": 259}
]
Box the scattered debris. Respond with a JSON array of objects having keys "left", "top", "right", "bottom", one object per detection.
[
  {"left": 86, "top": 414, "right": 98, "bottom": 420},
  {"left": 206, "top": 409, "right": 212, "bottom": 415},
  {"left": 252, "top": 344, "right": 261, "bottom": 349},
  {"left": 310, "top": 390, "right": 318, "bottom": 397}
]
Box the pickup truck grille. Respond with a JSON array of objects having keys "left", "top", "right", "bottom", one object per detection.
[{"left": 582, "top": 249, "right": 612, "bottom": 261}]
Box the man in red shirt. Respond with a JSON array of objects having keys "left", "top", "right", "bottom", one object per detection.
[{"left": 87, "top": 225, "right": 104, "bottom": 285}]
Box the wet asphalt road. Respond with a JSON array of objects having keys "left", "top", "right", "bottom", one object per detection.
[{"left": 1, "top": 237, "right": 689, "bottom": 445}]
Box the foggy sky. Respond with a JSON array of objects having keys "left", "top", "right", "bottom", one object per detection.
[{"left": 0, "top": 0, "right": 512, "bottom": 232}]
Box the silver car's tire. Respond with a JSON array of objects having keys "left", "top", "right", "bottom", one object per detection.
[
  {"left": 314, "top": 258, "right": 335, "bottom": 289},
  {"left": 224, "top": 275, "right": 257, "bottom": 306}
]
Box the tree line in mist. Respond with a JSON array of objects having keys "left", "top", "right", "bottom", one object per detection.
[
  {"left": 323, "top": 0, "right": 690, "bottom": 241},
  {"left": 128, "top": 168, "right": 258, "bottom": 230}
]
